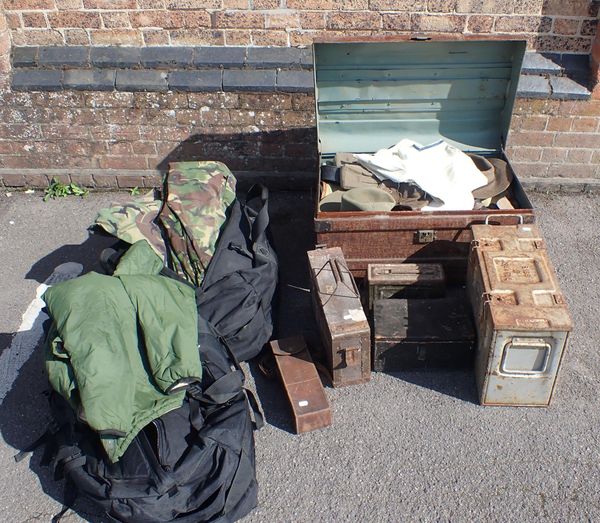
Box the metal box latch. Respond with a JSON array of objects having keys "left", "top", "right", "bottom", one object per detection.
[{"left": 416, "top": 230, "right": 437, "bottom": 243}]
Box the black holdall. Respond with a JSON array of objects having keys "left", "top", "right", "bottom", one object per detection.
[
  {"left": 24, "top": 317, "right": 263, "bottom": 523},
  {"left": 196, "top": 184, "right": 279, "bottom": 362}
]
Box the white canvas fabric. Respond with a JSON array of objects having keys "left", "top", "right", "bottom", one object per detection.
[{"left": 354, "top": 139, "right": 488, "bottom": 211}]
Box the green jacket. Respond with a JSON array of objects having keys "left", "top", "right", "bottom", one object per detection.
[{"left": 43, "top": 240, "right": 201, "bottom": 462}]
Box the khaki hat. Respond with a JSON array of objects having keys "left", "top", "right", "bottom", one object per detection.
[
  {"left": 471, "top": 156, "right": 514, "bottom": 200},
  {"left": 319, "top": 189, "right": 345, "bottom": 212},
  {"left": 340, "top": 187, "right": 396, "bottom": 212}
]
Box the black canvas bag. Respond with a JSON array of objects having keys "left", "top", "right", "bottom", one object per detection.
[
  {"left": 196, "top": 184, "right": 279, "bottom": 362},
  {"left": 25, "top": 317, "right": 262, "bottom": 523}
]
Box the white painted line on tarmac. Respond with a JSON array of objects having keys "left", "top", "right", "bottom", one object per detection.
[{"left": 0, "top": 263, "right": 83, "bottom": 404}]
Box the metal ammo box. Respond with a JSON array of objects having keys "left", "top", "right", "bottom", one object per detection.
[
  {"left": 467, "top": 224, "right": 572, "bottom": 406},
  {"left": 312, "top": 38, "right": 533, "bottom": 282},
  {"left": 307, "top": 247, "right": 371, "bottom": 387}
]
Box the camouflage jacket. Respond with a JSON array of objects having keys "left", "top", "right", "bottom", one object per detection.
[{"left": 96, "top": 161, "right": 236, "bottom": 286}]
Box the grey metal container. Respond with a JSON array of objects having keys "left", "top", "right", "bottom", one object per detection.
[{"left": 467, "top": 224, "right": 572, "bottom": 407}]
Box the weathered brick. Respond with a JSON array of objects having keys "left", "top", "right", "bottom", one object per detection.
[
  {"left": 63, "top": 29, "right": 91, "bottom": 45},
  {"left": 542, "top": 0, "right": 591, "bottom": 16},
  {"left": 512, "top": 115, "right": 548, "bottom": 131},
  {"left": 369, "top": 0, "right": 425, "bottom": 9},
  {"left": 534, "top": 35, "right": 593, "bottom": 54},
  {"left": 12, "top": 47, "right": 39, "bottom": 67},
  {"left": 70, "top": 173, "right": 95, "bottom": 187},
  {"left": 552, "top": 18, "right": 580, "bottom": 36},
  {"left": 223, "top": 69, "right": 276, "bottom": 92},
  {"left": 101, "top": 157, "right": 148, "bottom": 170},
  {"left": 140, "top": 46, "right": 194, "bottom": 68},
  {"left": 512, "top": 162, "right": 549, "bottom": 178},
  {"left": 214, "top": 12, "right": 264, "bottom": 29},
  {"left": 63, "top": 69, "right": 116, "bottom": 91},
  {"left": 581, "top": 19, "right": 597, "bottom": 37},
  {"left": 56, "top": 0, "right": 84, "bottom": 8},
  {"left": 509, "top": 146, "right": 542, "bottom": 162},
  {"left": 4, "top": 0, "right": 54, "bottom": 8},
  {"left": 168, "top": 70, "right": 222, "bottom": 91},
  {"left": 223, "top": 30, "right": 252, "bottom": 46},
  {"left": 238, "top": 93, "right": 292, "bottom": 110},
  {"left": 411, "top": 14, "right": 465, "bottom": 32},
  {"left": 546, "top": 116, "right": 573, "bottom": 131},
  {"left": 559, "top": 100, "right": 600, "bottom": 117},
  {"left": 187, "top": 92, "right": 239, "bottom": 109},
  {"left": 571, "top": 117, "right": 597, "bottom": 132},
  {"left": 22, "top": 13, "right": 48, "bottom": 29},
  {"left": 85, "top": 90, "right": 134, "bottom": 107},
  {"left": 23, "top": 173, "right": 50, "bottom": 187},
  {"left": 277, "top": 70, "right": 314, "bottom": 93},
  {"left": 49, "top": 11, "right": 102, "bottom": 29},
  {"left": 91, "top": 30, "right": 144, "bottom": 46},
  {"left": 455, "top": 0, "right": 515, "bottom": 14},
  {"left": 5, "top": 13, "right": 21, "bottom": 30},
  {"left": 38, "top": 46, "right": 90, "bottom": 67},
  {"left": 166, "top": 0, "right": 221, "bottom": 7},
  {"left": 169, "top": 29, "right": 224, "bottom": 46},
  {"left": 250, "top": 30, "right": 288, "bottom": 47},
  {"left": 540, "top": 147, "right": 568, "bottom": 163},
  {"left": 427, "top": 0, "right": 456, "bottom": 11},
  {"left": 93, "top": 173, "right": 118, "bottom": 188},
  {"left": 266, "top": 14, "right": 300, "bottom": 30},
  {"left": 12, "top": 29, "right": 65, "bottom": 46},
  {"left": 143, "top": 30, "right": 170, "bottom": 45},
  {"left": 466, "top": 15, "right": 493, "bottom": 33},
  {"left": 591, "top": 150, "right": 600, "bottom": 164},
  {"left": 253, "top": 0, "right": 279, "bottom": 7},
  {"left": 193, "top": 46, "right": 246, "bottom": 67},
  {"left": 223, "top": 0, "right": 249, "bottom": 7},
  {"left": 547, "top": 163, "right": 598, "bottom": 178},
  {"left": 138, "top": 0, "right": 165, "bottom": 6},
  {"left": 382, "top": 14, "right": 411, "bottom": 30},
  {"left": 91, "top": 46, "right": 141, "bottom": 68},
  {"left": 116, "top": 70, "right": 168, "bottom": 91},
  {"left": 1, "top": 173, "right": 26, "bottom": 186},
  {"left": 300, "top": 12, "right": 326, "bottom": 29},
  {"left": 567, "top": 149, "right": 593, "bottom": 163},
  {"left": 101, "top": 12, "right": 131, "bottom": 29},
  {"left": 83, "top": 0, "right": 136, "bottom": 7},
  {"left": 554, "top": 132, "right": 600, "bottom": 148},
  {"left": 327, "top": 12, "right": 381, "bottom": 30},
  {"left": 508, "top": 130, "right": 555, "bottom": 147},
  {"left": 12, "top": 70, "right": 63, "bottom": 91},
  {"left": 130, "top": 11, "right": 210, "bottom": 29}
]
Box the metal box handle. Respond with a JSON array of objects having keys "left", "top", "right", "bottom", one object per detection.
[{"left": 484, "top": 214, "right": 524, "bottom": 225}]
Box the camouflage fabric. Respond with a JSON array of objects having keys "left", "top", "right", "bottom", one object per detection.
[{"left": 95, "top": 161, "right": 236, "bottom": 286}]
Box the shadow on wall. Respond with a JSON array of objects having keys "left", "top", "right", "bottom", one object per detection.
[{"left": 154, "top": 127, "right": 318, "bottom": 179}]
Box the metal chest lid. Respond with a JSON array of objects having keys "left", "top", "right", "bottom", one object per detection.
[{"left": 313, "top": 39, "right": 526, "bottom": 156}]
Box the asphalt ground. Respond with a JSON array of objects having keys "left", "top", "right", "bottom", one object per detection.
[{"left": 0, "top": 189, "right": 599, "bottom": 522}]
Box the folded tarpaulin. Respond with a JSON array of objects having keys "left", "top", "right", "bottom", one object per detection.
[
  {"left": 43, "top": 240, "right": 201, "bottom": 462},
  {"left": 354, "top": 139, "right": 488, "bottom": 211},
  {"left": 95, "top": 161, "right": 237, "bottom": 286}
]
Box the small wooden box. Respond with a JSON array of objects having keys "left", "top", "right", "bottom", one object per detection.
[
  {"left": 270, "top": 337, "right": 332, "bottom": 433},
  {"left": 468, "top": 224, "right": 572, "bottom": 406},
  {"left": 373, "top": 289, "right": 476, "bottom": 371},
  {"left": 367, "top": 262, "right": 445, "bottom": 310},
  {"left": 307, "top": 247, "right": 371, "bottom": 387}
]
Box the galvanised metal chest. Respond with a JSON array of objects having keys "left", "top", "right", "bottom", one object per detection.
[
  {"left": 467, "top": 224, "right": 572, "bottom": 406},
  {"left": 312, "top": 38, "right": 534, "bottom": 282},
  {"left": 307, "top": 247, "right": 371, "bottom": 387}
]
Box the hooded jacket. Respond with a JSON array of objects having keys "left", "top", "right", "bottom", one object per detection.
[{"left": 43, "top": 240, "right": 201, "bottom": 462}]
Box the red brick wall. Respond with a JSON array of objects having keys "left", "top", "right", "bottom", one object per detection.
[
  {"left": 0, "top": 10, "right": 10, "bottom": 87},
  {"left": 0, "top": 89, "right": 599, "bottom": 188},
  {"left": 2, "top": 0, "right": 598, "bottom": 52}
]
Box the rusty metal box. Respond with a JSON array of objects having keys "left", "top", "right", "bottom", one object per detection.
[
  {"left": 467, "top": 224, "right": 572, "bottom": 407},
  {"left": 270, "top": 337, "right": 332, "bottom": 434},
  {"left": 312, "top": 39, "right": 534, "bottom": 282},
  {"left": 367, "top": 262, "right": 445, "bottom": 310},
  {"left": 373, "top": 289, "right": 475, "bottom": 371},
  {"left": 307, "top": 247, "right": 371, "bottom": 387}
]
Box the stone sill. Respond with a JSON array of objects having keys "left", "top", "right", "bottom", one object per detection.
[{"left": 10, "top": 47, "right": 592, "bottom": 99}]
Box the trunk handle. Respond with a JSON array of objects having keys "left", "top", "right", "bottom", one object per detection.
[{"left": 484, "top": 214, "right": 524, "bottom": 225}]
